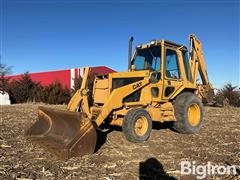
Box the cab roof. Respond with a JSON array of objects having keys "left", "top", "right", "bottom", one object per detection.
[{"left": 136, "top": 39, "right": 188, "bottom": 50}]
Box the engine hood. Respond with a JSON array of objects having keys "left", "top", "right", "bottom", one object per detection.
[{"left": 110, "top": 70, "right": 150, "bottom": 79}]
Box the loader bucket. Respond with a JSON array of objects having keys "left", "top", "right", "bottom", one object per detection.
[{"left": 26, "top": 106, "right": 97, "bottom": 160}]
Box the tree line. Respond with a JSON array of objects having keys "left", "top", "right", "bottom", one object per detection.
[
  {"left": 0, "top": 63, "right": 239, "bottom": 106},
  {"left": 0, "top": 63, "right": 95, "bottom": 104}
]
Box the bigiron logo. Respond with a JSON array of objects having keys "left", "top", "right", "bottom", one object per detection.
[{"left": 180, "top": 161, "right": 240, "bottom": 179}]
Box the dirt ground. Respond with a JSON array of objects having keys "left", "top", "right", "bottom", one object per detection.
[{"left": 0, "top": 104, "right": 239, "bottom": 179}]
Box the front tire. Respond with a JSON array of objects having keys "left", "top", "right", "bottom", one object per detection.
[
  {"left": 173, "top": 92, "right": 204, "bottom": 134},
  {"left": 122, "top": 108, "right": 152, "bottom": 143}
]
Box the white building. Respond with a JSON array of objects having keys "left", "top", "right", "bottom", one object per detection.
[{"left": 0, "top": 91, "right": 11, "bottom": 105}]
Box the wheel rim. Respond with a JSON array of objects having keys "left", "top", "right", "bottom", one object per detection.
[
  {"left": 134, "top": 116, "right": 148, "bottom": 136},
  {"left": 188, "top": 103, "right": 201, "bottom": 126}
]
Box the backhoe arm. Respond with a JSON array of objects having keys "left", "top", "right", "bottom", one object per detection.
[
  {"left": 190, "top": 34, "right": 211, "bottom": 86},
  {"left": 189, "top": 34, "right": 214, "bottom": 102}
]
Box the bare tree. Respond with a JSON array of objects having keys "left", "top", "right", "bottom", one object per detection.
[
  {"left": 0, "top": 63, "right": 12, "bottom": 76},
  {"left": 215, "top": 83, "right": 240, "bottom": 107},
  {"left": 0, "top": 63, "right": 12, "bottom": 93}
]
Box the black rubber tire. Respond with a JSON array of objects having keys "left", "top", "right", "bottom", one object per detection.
[
  {"left": 173, "top": 92, "right": 204, "bottom": 134},
  {"left": 122, "top": 108, "right": 152, "bottom": 143}
]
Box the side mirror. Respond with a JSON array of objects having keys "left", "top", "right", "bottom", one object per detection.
[{"left": 150, "top": 72, "right": 161, "bottom": 84}]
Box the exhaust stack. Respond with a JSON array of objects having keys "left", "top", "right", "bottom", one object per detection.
[{"left": 128, "top": 36, "right": 134, "bottom": 70}]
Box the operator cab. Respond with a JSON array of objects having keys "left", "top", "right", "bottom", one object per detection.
[{"left": 130, "top": 40, "right": 192, "bottom": 82}]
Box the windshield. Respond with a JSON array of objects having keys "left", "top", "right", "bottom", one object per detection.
[{"left": 132, "top": 46, "right": 161, "bottom": 71}]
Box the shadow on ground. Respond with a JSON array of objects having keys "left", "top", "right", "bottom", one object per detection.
[{"left": 139, "top": 158, "right": 176, "bottom": 180}]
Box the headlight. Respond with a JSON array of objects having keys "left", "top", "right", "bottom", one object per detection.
[
  {"left": 150, "top": 40, "right": 156, "bottom": 45},
  {"left": 137, "top": 44, "right": 142, "bottom": 49}
]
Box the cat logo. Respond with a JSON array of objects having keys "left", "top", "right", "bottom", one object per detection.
[{"left": 133, "top": 82, "right": 142, "bottom": 89}]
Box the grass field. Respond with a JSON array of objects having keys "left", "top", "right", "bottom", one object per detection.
[{"left": 0, "top": 104, "right": 239, "bottom": 179}]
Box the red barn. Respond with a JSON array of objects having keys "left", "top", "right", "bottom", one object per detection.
[{"left": 7, "top": 66, "right": 115, "bottom": 90}]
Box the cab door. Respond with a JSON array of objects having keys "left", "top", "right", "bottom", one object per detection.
[
  {"left": 162, "top": 47, "right": 183, "bottom": 100},
  {"left": 147, "top": 45, "right": 163, "bottom": 102},
  {"left": 139, "top": 45, "right": 163, "bottom": 103}
]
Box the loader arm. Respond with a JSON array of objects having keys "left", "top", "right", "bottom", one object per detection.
[
  {"left": 67, "top": 67, "right": 91, "bottom": 118},
  {"left": 189, "top": 34, "right": 214, "bottom": 102},
  {"left": 94, "top": 78, "right": 150, "bottom": 126}
]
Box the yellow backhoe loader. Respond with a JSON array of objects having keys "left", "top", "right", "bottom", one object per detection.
[{"left": 26, "top": 34, "right": 214, "bottom": 160}]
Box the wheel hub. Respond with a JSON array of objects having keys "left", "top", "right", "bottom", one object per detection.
[
  {"left": 134, "top": 116, "right": 148, "bottom": 136},
  {"left": 188, "top": 103, "right": 200, "bottom": 126}
]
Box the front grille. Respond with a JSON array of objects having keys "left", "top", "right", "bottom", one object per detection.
[
  {"left": 112, "top": 77, "right": 143, "bottom": 102},
  {"left": 112, "top": 77, "right": 144, "bottom": 90}
]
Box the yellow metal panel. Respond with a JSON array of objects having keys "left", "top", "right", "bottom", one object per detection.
[
  {"left": 109, "top": 118, "right": 123, "bottom": 126},
  {"left": 124, "top": 101, "right": 149, "bottom": 107},
  {"left": 93, "top": 89, "right": 109, "bottom": 104},
  {"left": 93, "top": 79, "right": 109, "bottom": 104},
  {"left": 139, "top": 85, "right": 152, "bottom": 103},
  {"left": 146, "top": 107, "right": 162, "bottom": 121},
  {"left": 94, "top": 79, "right": 109, "bottom": 89},
  {"left": 113, "top": 108, "right": 129, "bottom": 116},
  {"left": 111, "top": 70, "right": 149, "bottom": 78},
  {"left": 146, "top": 102, "right": 175, "bottom": 122}
]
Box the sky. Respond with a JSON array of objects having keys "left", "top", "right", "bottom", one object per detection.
[{"left": 0, "top": 0, "right": 239, "bottom": 88}]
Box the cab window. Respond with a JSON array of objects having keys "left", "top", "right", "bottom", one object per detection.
[
  {"left": 132, "top": 46, "right": 161, "bottom": 71},
  {"left": 165, "top": 49, "right": 180, "bottom": 79},
  {"left": 182, "top": 50, "right": 192, "bottom": 82}
]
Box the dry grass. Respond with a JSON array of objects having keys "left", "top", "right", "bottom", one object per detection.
[{"left": 0, "top": 104, "right": 239, "bottom": 179}]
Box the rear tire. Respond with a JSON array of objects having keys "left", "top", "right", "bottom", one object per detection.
[
  {"left": 173, "top": 92, "right": 204, "bottom": 134},
  {"left": 122, "top": 108, "right": 152, "bottom": 143}
]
